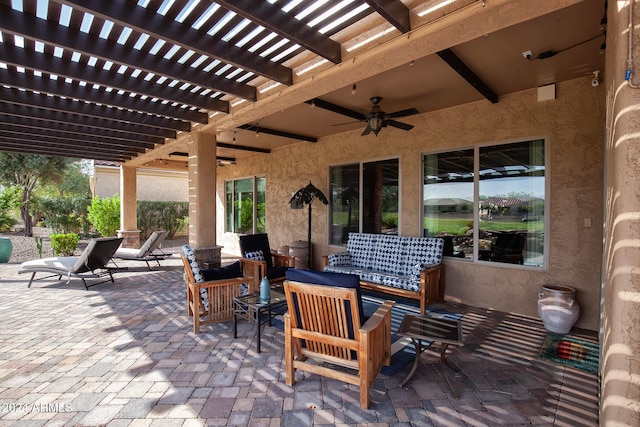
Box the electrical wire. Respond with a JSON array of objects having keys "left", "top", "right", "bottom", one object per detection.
[{"left": 528, "top": 32, "right": 606, "bottom": 61}]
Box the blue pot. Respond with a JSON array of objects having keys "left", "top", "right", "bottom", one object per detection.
[{"left": 0, "top": 238, "right": 12, "bottom": 263}]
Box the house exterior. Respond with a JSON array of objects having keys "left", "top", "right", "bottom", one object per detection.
[
  {"left": 107, "top": 2, "right": 637, "bottom": 424},
  {"left": 92, "top": 160, "right": 188, "bottom": 202}
]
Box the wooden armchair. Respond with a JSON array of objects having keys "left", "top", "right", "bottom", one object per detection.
[
  {"left": 283, "top": 269, "right": 395, "bottom": 409},
  {"left": 181, "top": 245, "right": 253, "bottom": 333},
  {"left": 239, "top": 233, "right": 295, "bottom": 290}
]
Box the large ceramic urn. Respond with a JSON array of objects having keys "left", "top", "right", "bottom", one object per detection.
[
  {"left": 537, "top": 285, "right": 580, "bottom": 334},
  {"left": 0, "top": 238, "right": 12, "bottom": 263}
]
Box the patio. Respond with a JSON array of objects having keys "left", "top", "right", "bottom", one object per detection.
[{"left": 0, "top": 247, "right": 599, "bottom": 426}]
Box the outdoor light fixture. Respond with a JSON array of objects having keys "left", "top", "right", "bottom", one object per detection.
[{"left": 367, "top": 102, "right": 386, "bottom": 136}]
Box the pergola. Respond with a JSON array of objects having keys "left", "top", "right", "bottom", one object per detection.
[{"left": 0, "top": 0, "right": 605, "bottom": 168}]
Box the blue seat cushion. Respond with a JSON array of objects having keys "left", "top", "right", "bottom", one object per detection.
[
  {"left": 266, "top": 265, "right": 290, "bottom": 281},
  {"left": 285, "top": 269, "right": 364, "bottom": 325}
]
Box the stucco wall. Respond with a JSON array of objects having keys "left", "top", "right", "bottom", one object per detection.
[
  {"left": 94, "top": 166, "right": 188, "bottom": 202},
  {"left": 216, "top": 77, "right": 605, "bottom": 331}
]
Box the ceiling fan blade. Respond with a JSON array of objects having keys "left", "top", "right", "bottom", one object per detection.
[
  {"left": 305, "top": 98, "right": 367, "bottom": 121},
  {"left": 332, "top": 120, "right": 364, "bottom": 126},
  {"left": 361, "top": 125, "right": 373, "bottom": 136},
  {"left": 388, "top": 107, "right": 419, "bottom": 118},
  {"left": 387, "top": 120, "right": 414, "bottom": 131}
]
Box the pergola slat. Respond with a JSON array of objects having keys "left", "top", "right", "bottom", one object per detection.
[
  {"left": 0, "top": 101, "right": 177, "bottom": 139},
  {"left": 0, "top": 68, "right": 209, "bottom": 124},
  {"left": 59, "top": 0, "right": 293, "bottom": 85},
  {"left": 0, "top": 43, "right": 230, "bottom": 113},
  {"left": 0, "top": 4, "right": 257, "bottom": 102},
  {"left": 216, "top": 0, "right": 341, "bottom": 64}
]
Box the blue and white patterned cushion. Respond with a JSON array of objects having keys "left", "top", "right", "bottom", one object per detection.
[
  {"left": 410, "top": 262, "right": 440, "bottom": 279},
  {"left": 328, "top": 251, "right": 353, "bottom": 267},
  {"left": 182, "top": 244, "right": 209, "bottom": 311},
  {"left": 326, "top": 234, "right": 444, "bottom": 294},
  {"left": 346, "top": 232, "right": 377, "bottom": 269},
  {"left": 244, "top": 250, "right": 265, "bottom": 262},
  {"left": 401, "top": 237, "right": 444, "bottom": 277},
  {"left": 371, "top": 234, "right": 402, "bottom": 275}
]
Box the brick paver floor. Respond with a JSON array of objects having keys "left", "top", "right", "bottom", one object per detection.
[{"left": 0, "top": 251, "right": 599, "bottom": 426}]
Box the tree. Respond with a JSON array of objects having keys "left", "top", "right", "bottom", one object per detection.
[{"left": 0, "top": 153, "right": 71, "bottom": 236}]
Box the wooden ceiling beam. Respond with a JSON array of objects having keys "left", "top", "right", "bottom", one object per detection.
[
  {"left": 216, "top": 0, "right": 341, "bottom": 64},
  {"left": 0, "top": 4, "right": 257, "bottom": 102},
  {"left": 437, "top": 48, "right": 499, "bottom": 104},
  {"left": 60, "top": 0, "right": 293, "bottom": 85},
  {"left": 364, "top": 0, "right": 411, "bottom": 33},
  {"left": 216, "top": 142, "right": 271, "bottom": 154}
]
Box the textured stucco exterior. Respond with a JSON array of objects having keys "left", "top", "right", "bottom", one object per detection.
[
  {"left": 216, "top": 77, "right": 605, "bottom": 331},
  {"left": 93, "top": 165, "right": 188, "bottom": 202},
  {"left": 600, "top": 0, "right": 640, "bottom": 424}
]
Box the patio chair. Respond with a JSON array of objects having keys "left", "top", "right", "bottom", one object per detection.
[
  {"left": 283, "top": 269, "right": 395, "bottom": 409},
  {"left": 181, "top": 245, "right": 253, "bottom": 333},
  {"left": 239, "top": 233, "right": 295, "bottom": 290},
  {"left": 112, "top": 230, "right": 171, "bottom": 270},
  {"left": 19, "top": 237, "right": 123, "bottom": 290},
  {"left": 490, "top": 232, "right": 526, "bottom": 264}
]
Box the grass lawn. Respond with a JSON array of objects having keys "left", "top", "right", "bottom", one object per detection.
[{"left": 424, "top": 216, "right": 543, "bottom": 235}]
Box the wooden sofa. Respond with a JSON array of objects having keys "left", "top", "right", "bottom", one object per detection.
[{"left": 322, "top": 232, "right": 445, "bottom": 314}]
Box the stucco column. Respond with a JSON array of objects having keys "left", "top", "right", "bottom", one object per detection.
[
  {"left": 187, "top": 131, "right": 221, "bottom": 268},
  {"left": 118, "top": 165, "right": 140, "bottom": 248},
  {"left": 601, "top": 1, "right": 640, "bottom": 424}
]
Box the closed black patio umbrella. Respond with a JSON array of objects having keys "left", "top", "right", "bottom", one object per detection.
[{"left": 289, "top": 182, "right": 329, "bottom": 269}]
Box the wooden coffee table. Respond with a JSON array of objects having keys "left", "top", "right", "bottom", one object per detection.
[{"left": 397, "top": 313, "right": 463, "bottom": 395}]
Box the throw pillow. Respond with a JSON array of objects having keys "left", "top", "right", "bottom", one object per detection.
[
  {"left": 244, "top": 250, "right": 265, "bottom": 261},
  {"left": 203, "top": 261, "right": 242, "bottom": 281}
]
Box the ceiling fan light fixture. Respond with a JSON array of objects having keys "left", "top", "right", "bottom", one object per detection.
[{"left": 369, "top": 116, "right": 384, "bottom": 136}]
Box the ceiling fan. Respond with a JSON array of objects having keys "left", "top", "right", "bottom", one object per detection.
[
  {"left": 308, "top": 96, "right": 419, "bottom": 137},
  {"left": 360, "top": 96, "right": 419, "bottom": 136}
]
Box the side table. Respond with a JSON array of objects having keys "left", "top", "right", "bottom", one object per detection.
[
  {"left": 397, "top": 313, "right": 463, "bottom": 395},
  {"left": 233, "top": 289, "right": 287, "bottom": 353}
]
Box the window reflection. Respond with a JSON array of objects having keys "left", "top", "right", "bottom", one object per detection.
[
  {"left": 423, "top": 140, "right": 546, "bottom": 267},
  {"left": 423, "top": 149, "right": 474, "bottom": 259},
  {"left": 329, "top": 159, "right": 399, "bottom": 245},
  {"left": 225, "top": 177, "right": 266, "bottom": 234}
]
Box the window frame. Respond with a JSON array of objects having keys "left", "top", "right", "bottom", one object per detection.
[
  {"left": 421, "top": 137, "right": 549, "bottom": 270},
  {"left": 224, "top": 175, "right": 266, "bottom": 235},
  {"left": 327, "top": 156, "right": 401, "bottom": 246}
]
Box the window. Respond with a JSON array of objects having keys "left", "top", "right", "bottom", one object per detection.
[
  {"left": 329, "top": 158, "right": 399, "bottom": 245},
  {"left": 225, "top": 177, "right": 266, "bottom": 234},
  {"left": 423, "top": 139, "right": 546, "bottom": 267}
]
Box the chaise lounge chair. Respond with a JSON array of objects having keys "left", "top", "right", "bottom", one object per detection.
[
  {"left": 19, "top": 237, "right": 123, "bottom": 290},
  {"left": 112, "top": 230, "right": 171, "bottom": 270}
]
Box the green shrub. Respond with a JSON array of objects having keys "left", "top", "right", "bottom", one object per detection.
[
  {"left": 87, "top": 195, "right": 120, "bottom": 237},
  {"left": 50, "top": 233, "right": 79, "bottom": 256},
  {"left": 0, "top": 186, "right": 21, "bottom": 232},
  {"left": 137, "top": 201, "right": 189, "bottom": 239},
  {"left": 39, "top": 196, "right": 91, "bottom": 235}
]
